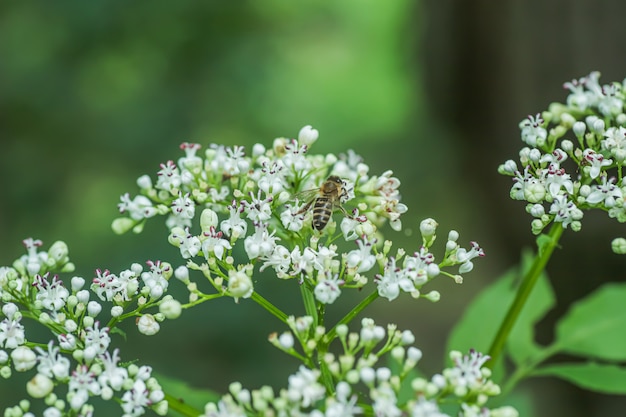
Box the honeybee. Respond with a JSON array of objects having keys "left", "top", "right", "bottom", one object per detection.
[{"left": 295, "top": 175, "right": 353, "bottom": 231}]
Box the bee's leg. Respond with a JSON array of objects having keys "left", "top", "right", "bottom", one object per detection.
[
  {"left": 337, "top": 204, "right": 354, "bottom": 219},
  {"left": 295, "top": 200, "right": 313, "bottom": 215}
]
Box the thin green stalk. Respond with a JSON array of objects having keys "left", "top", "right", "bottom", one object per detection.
[
  {"left": 487, "top": 222, "right": 564, "bottom": 368},
  {"left": 251, "top": 291, "right": 289, "bottom": 324},
  {"left": 323, "top": 290, "right": 379, "bottom": 344}
]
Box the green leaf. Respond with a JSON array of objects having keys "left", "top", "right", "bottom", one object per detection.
[
  {"left": 554, "top": 282, "right": 626, "bottom": 361},
  {"left": 447, "top": 250, "right": 553, "bottom": 371},
  {"left": 507, "top": 251, "right": 555, "bottom": 366},
  {"left": 532, "top": 362, "right": 626, "bottom": 394},
  {"left": 154, "top": 372, "right": 219, "bottom": 417},
  {"left": 446, "top": 264, "right": 516, "bottom": 356}
]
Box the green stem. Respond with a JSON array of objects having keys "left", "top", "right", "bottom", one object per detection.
[
  {"left": 487, "top": 222, "right": 564, "bottom": 368},
  {"left": 323, "top": 290, "right": 380, "bottom": 344},
  {"left": 251, "top": 291, "right": 289, "bottom": 324}
]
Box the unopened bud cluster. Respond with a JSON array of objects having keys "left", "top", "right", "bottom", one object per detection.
[{"left": 205, "top": 319, "right": 516, "bottom": 417}]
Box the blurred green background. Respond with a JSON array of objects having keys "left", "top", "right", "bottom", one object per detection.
[{"left": 2, "top": 1, "right": 626, "bottom": 416}]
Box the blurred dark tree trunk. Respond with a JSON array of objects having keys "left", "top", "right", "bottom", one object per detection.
[{"left": 421, "top": 0, "right": 626, "bottom": 416}]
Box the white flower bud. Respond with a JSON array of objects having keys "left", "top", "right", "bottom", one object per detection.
[
  {"left": 529, "top": 204, "right": 545, "bottom": 217},
  {"left": 376, "top": 367, "right": 391, "bottom": 381},
  {"left": 360, "top": 367, "right": 376, "bottom": 384},
  {"left": 174, "top": 265, "right": 189, "bottom": 282},
  {"left": 592, "top": 118, "right": 605, "bottom": 133},
  {"left": 407, "top": 347, "right": 422, "bottom": 362},
  {"left": 448, "top": 230, "right": 459, "bottom": 241},
  {"left": 572, "top": 121, "right": 586, "bottom": 137},
  {"left": 228, "top": 270, "right": 254, "bottom": 301},
  {"left": 64, "top": 319, "right": 78, "bottom": 333},
  {"left": 48, "top": 241, "right": 69, "bottom": 264},
  {"left": 2, "top": 303, "right": 18, "bottom": 320},
  {"left": 423, "top": 290, "right": 440, "bottom": 302},
  {"left": 112, "top": 217, "right": 135, "bottom": 235},
  {"left": 560, "top": 140, "right": 574, "bottom": 153},
  {"left": 11, "top": 346, "right": 37, "bottom": 372},
  {"left": 252, "top": 143, "right": 266, "bottom": 157},
  {"left": 400, "top": 330, "right": 415, "bottom": 345},
  {"left": 137, "top": 314, "right": 160, "bottom": 336},
  {"left": 27, "top": 373, "right": 54, "bottom": 398},
  {"left": 612, "top": 238, "right": 626, "bottom": 255},
  {"left": 528, "top": 148, "right": 541, "bottom": 162},
  {"left": 111, "top": 306, "right": 123, "bottom": 317},
  {"left": 137, "top": 174, "right": 153, "bottom": 189},
  {"left": 87, "top": 301, "right": 101, "bottom": 317},
  {"left": 200, "top": 209, "right": 219, "bottom": 233},
  {"left": 159, "top": 298, "right": 182, "bottom": 319},
  {"left": 419, "top": 218, "right": 438, "bottom": 238},
  {"left": 70, "top": 276, "right": 85, "bottom": 292},
  {"left": 278, "top": 332, "right": 294, "bottom": 349},
  {"left": 76, "top": 290, "right": 90, "bottom": 304},
  {"left": 298, "top": 125, "right": 319, "bottom": 146}
]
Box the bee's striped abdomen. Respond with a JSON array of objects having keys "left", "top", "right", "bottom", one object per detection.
[{"left": 312, "top": 197, "right": 333, "bottom": 231}]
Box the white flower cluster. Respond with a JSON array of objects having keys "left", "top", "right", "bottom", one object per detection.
[
  {"left": 499, "top": 72, "right": 626, "bottom": 236},
  {"left": 115, "top": 126, "right": 484, "bottom": 305},
  {"left": 0, "top": 240, "right": 167, "bottom": 417},
  {"left": 203, "top": 318, "right": 516, "bottom": 417}
]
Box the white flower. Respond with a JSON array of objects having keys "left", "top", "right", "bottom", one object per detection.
[
  {"left": 287, "top": 366, "right": 325, "bottom": 408},
  {"left": 244, "top": 222, "right": 278, "bottom": 260},
  {"left": 371, "top": 384, "right": 401, "bottom": 417},
  {"left": 290, "top": 246, "right": 317, "bottom": 277},
  {"left": 549, "top": 195, "right": 584, "bottom": 228},
  {"left": 83, "top": 322, "right": 111, "bottom": 361},
  {"left": 258, "top": 161, "right": 286, "bottom": 195},
  {"left": 314, "top": 273, "right": 343, "bottom": 304},
  {"left": 583, "top": 148, "right": 612, "bottom": 179},
  {"left": 35, "top": 341, "right": 70, "bottom": 380},
  {"left": 118, "top": 194, "right": 157, "bottom": 220},
  {"left": 455, "top": 242, "right": 485, "bottom": 274},
  {"left": 376, "top": 258, "right": 415, "bottom": 301},
  {"left": 202, "top": 226, "right": 232, "bottom": 261},
  {"left": 141, "top": 260, "right": 171, "bottom": 299},
  {"left": 445, "top": 350, "right": 490, "bottom": 390},
  {"left": 260, "top": 245, "right": 291, "bottom": 277},
  {"left": 68, "top": 364, "right": 102, "bottom": 410},
  {"left": 221, "top": 201, "right": 248, "bottom": 240},
  {"left": 520, "top": 113, "right": 547, "bottom": 147},
  {"left": 346, "top": 236, "right": 377, "bottom": 273},
  {"left": 155, "top": 160, "right": 182, "bottom": 191},
  {"left": 245, "top": 190, "right": 273, "bottom": 222},
  {"left": 228, "top": 269, "right": 254, "bottom": 301},
  {"left": 586, "top": 175, "right": 623, "bottom": 207},
  {"left": 98, "top": 349, "right": 128, "bottom": 391},
  {"left": 171, "top": 192, "right": 196, "bottom": 219},
  {"left": 0, "top": 317, "right": 25, "bottom": 349},
  {"left": 410, "top": 396, "right": 450, "bottom": 417},
  {"left": 121, "top": 378, "right": 151, "bottom": 417}
]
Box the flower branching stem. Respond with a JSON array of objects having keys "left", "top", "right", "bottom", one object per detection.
[{"left": 487, "top": 222, "right": 564, "bottom": 368}]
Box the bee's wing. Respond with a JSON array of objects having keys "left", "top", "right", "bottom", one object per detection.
[{"left": 291, "top": 188, "right": 320, "bottom": 204}]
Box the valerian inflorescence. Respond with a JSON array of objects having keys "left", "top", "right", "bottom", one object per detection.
[
  {"left": 114, "top": 126, "right": 484, "bottom": 306},
  {"left": 499, "top": 72, "right": 626, "bottom": 246}
]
